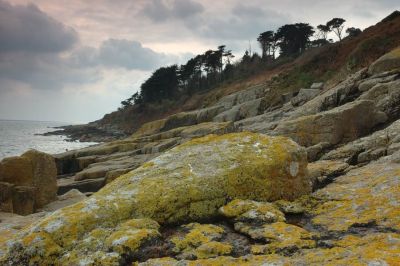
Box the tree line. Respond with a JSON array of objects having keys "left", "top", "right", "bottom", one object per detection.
[{"left": 121, "top": 17, "right": 361, "bottom": 108}]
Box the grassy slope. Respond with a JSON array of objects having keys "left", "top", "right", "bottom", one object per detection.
[{"left": 96, "top": 12, "right": 400, "bottom": 134}]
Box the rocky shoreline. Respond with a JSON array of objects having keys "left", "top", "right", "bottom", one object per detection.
[
  {"left": 42, "top": 123, "right": 127, "bottom": 143},
  {"left": 1, "top": 45, "right": 400, "bottom": 265}
]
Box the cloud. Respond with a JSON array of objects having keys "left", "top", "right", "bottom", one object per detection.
[
  {"left": 196, "top": 4, "right": 290, "bottom": 41},
  {"left": 0, "top": 0, "right": 78, "bottom": 53},
  {"left": 97, "top": 39, "right": 170, "bottom": 70},
  {"left": 142, "top": 0, "right": 204, "bottom": 22}
]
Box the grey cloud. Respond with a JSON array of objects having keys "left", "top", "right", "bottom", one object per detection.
[
  {"left": 0, "top": 1, "right": 78, "bottom": 53},
  {"left": 70, "top": 38, "right": 191, "bottom": 71},
  {"left": 98, "top": 39, "right": 166, "bottom": 70},
  {"left": 198, "top": 5, "right": 290, "bottom": 41},
  {"left": 142, "top": 0, "right": 204, "bottom": 22},
  {"left": 0, "top": 51, "right": 99, "bottom": 91}
]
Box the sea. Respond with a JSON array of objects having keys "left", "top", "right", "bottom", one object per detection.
[{"left": 0, "top": 120, "right": 97, "bottom": 160}]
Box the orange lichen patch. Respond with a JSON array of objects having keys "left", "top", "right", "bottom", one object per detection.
[{"left": 311, "top": 163, "right": 400, "bottom": 231}]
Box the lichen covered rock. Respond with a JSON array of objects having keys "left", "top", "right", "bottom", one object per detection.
[
  {"left": 311, "top": 162, "right": 400, "bottom": 232},
  {"left": 219, "top": 199, "right": 286, "bottom": 224},
  {"left": 3, "top": 132, "right": 309, "bottom": 265}
]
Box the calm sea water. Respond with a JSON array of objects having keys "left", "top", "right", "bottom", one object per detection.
[{"left": 0, "top": 120, "right": 97, "bottom": 160}]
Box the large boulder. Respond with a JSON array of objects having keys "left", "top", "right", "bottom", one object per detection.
[
  {"left": 273, "top": 100, "right": 387, "bottom": 147},
  {"left": 0, "top": 150, "right": 57, "bottom": 214},
  {"left": 368, "top": 46, "right": 400, "bottom": 75},
  {"left": 2, "top": 132, "right": 309, "bottom": 265}
]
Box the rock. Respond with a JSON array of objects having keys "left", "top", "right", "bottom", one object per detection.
[
  {"left": 306, "top": 142, "right": 331, "bottom": 161},
  {"left": 0, "top": 211, "right": 48, "bottom": 258},
  {"left": 0, "top": 156, "right": 33, "bottom": 186},
  {"left": 323, "top": 119, "right": 400, "bottom": 164},
  {"left": 21, "top": 150, "right": 58, "bottom": 208},
  {"left": 213, "top": 98, "right": 266, "bottom": 122},
  {"left": 358, "top": 73, "right": 398, "bottom": 92},
  {"left": 235, "top": 222, "right": 316, "bottom": 253},
  {"left": 273, "top": 200, "right": 305, "bottom": 215},
  {"left": 216, "top": 84, "right": 266, "bottom": 109},
  {"left": 11, "top": 186, "right": 36, "bottom": 216},
  {"left": 273, "top": 100, "right": 387, "bottom": 147},
  {"left": 41, "top": 189, "right": 87, "bottom": 212},
  {"left": 219, "top": 199, "right": 285, "bottom": 224},
  {"left": 0, "top": 150, "right": 57, "bottom": 214},
  {"left": 2, "top": 132, "right": 309, "bottom": 265},
  {"left": 311, "top": 161, "right": 400, "bottom": 232},
  {"left": 291, "top": 68, "right": 367, "bottom": 116},
  {"left": 281, "top": 92, "right": 296, "bottom": 103},
  {"left": 290, "top": 88, "right": 320, "bottom": 107},
  {"left": 310, "top": 82, "right": 324, "bottom": 90},
  {"left": 170, "top": 223, "right": 230, "bottom": 259},
  {"left": 139, "top": 232, "right": 400, "bottom": 265},
  {"left": 368, "top": 46, "right": 400, "bottom": 75},
  {"left": 307, "top": 160, "right": 349, "bottom": 189},
  {"left": 57, "top": 176, "right": 105, "bottom": 194},
  {"left": 360, "top": 79, "right": 400, "bottom": 120},
  {"left": 0, "top": 182, "right": 14, "bottom": 212}
]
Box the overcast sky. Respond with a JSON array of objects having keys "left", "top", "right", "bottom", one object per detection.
[{"left": 0, "top": 0, "right": 398, "bottom": 123}]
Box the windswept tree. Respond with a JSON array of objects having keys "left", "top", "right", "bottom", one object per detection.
[
  {"left": 257, "top": 31, "right": 274, "bottom": 59},
  {"left": 346, "top": 27, "right": 362, "bottom": 38},
  {"left": 327, "top": 18, "right": 346, "bottom": 41},
  {"left": 317, "top": 24, "right": 330, "bottom": 40}
]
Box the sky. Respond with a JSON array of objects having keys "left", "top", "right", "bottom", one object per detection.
[{"left": 0, "top": 0, "right": 398, "bottom": 123}]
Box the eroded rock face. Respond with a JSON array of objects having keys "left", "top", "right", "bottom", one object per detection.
[
  {"left": 2, "top": 132, "right": 309, "bottom": 265},
  {"left": 0, "top": 150, "right": 57, "bottom": 214},
  {"left": 273, "top": 100, "right": 387, "bottom": 147}
]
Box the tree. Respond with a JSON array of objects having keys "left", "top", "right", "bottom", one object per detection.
[
  {"left": 275, "top": 23, "right": 314, "bottom": 57},
  {"left": 257, "top": 31, "right": 274, "bottom": 59},
  {"left": 327, "top": 18, "right": 346, "bottom": 41},
  {"left": 346, "top": 27, "right": 362, "bottom": 38},
  {"left": 317, "top": 24, "right": 330, "bottom": 40},
  {"left": 140, "top": 65, "right": 179, "bottom": 103}
]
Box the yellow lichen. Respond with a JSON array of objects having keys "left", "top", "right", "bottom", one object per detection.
[
  {"left": 236, "top": 222, "right": 316, "bottom": 252},
  {"left": 311, "top": 163, "right": 400, "bottom": 231},
  {"left": 3, "top": 132, "right": 309, "bottom": 264},
  {"left": 171, "top": 223, "right": 225, "bottom": 254},
  {"left": 219, "top": 199, "right": 286, "bottom": 223},
  {"left": 106, "top": 228, "right": 159, "bottom": 254},
  {"left": 195, "top": 241, "right": 232, "bottom": 259}
]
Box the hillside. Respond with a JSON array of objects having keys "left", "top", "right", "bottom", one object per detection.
[
  {"left": 1, "top": 11, "right": 400, "bottom": 266},
  {"left": 58, "top": 11, "right": 400, "bottom": 142}
]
